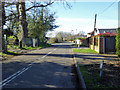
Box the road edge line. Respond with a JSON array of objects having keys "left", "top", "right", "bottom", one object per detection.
[{"left": 72, "top": 49, "right": 87, "bottom": 90}]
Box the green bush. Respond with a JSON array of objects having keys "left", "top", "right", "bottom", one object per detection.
[
  {"left": 57, "top": 37, "right": 62, "bottom": 43},
  {"left": 116, "top": 28, "right": 120, "bottom": 57},
  {"left": 7, "top": 36, "right": 17, "bottom": 45},
  {"left": 76, "top": 37, "right": 87, "bottom": 40},
  {"left": 48, "top": 37, "right": 62, "bottom": 43}
]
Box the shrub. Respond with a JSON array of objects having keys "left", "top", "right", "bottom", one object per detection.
[
  {"left": 48, "top": 37, "right": 62, "bottom": 43},
  {"left": 48, "top": 38, "right": 57, "bottom": 43},
  {"left": 116, "top": 28, "right": 120, "bottom": 57},
  {"left": 76, "top": 37, "right": 87, "bottom": 40},
  {"left": 7, "top": 36, "right": 17, "bottom": 45}
]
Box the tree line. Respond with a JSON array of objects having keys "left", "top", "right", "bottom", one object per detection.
[
  {"left": 1, "top": 1, "right": 60, "bottom": 49},
  {"left": 1, "top": 1, "right": 120, "bottom": 57}
]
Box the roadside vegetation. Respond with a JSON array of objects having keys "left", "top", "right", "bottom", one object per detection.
[
  {"left": 72, "top": 44, "right": 88, "bottom": 47},
  {"left": 0, "top": 50, "right": 20, "bottom": 60},
  {"left": 78, "top": 65, "right": 103, "bottom": 89},
  {"left": 0, "top": 43, "right": 51, "bottom": 60},
  {"left": 116, "top": 28, "right": 120, "bottom": 57},
  {"left": 78, "top": 63, "right": 120, "bottom": 89},
  {"left": 2, "top": 2, "right": 58, "bottom": 54},
  {"left": 48, "top": 31, "right": 74, "bottom": 43},
  {"left": 8, "top": 43, "right": 51, "bottom": 50},
  {"left": 73, "top": 48, "right": 98, "bottom": 54}
]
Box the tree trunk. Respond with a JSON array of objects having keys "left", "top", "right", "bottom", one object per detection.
[
  {"left": 2, "top": 2, "right": 5, "bottom": 26},
  {"left": 19, "top": 2, "right": 28, "bottom": 48},
  {"left": 16, "top": 2, "right": 20, "bottom": 31},
  {"left": 1, "top": 2, "right": 7, "bottom": 53},
  {"left": 19, "top": 40, "right": 22, "bottom": 48},
  {"left": 16, "top": 2, "right": 20, "bottom": 20}
]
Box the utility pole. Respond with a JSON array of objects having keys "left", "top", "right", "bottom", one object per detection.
[{"left": 94, "top": 14, "right": 97, "bottom": 31}]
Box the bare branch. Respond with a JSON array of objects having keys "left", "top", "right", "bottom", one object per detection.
[
  {"left": 5, "top": 2, "right": 18, "bottom": 7},
  {"left": 26, "top": 1, "right": 54, "bottom": 11},
  {"left": 4, "top": 1, "right": 54, "bottom": 21}
]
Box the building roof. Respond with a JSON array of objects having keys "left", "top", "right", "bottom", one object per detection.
[
  {"left": 98, "top": 28, "right": 117, "bottom": 34},
  {"left": 87, "top": 30, "right": 94, "bottom": 35}
]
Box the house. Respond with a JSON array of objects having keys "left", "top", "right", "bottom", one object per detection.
[
  {"left": 87, "top": 28, "right": 117, "bottom": 37},
  {"left": 94, "top": 28, "right": 117, "bottom": 35},
  {"left": 88, "top": 28, "right": 117, "bottom": 53},
  {"left": 87, "top": 30, "right": 94, "bottom": 37}
]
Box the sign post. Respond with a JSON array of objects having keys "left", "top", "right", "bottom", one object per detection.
[
  {"left": 76, "top": 39, "right": 80, "bottom": 48},
  {"left": 100, "top": 61, "right": 104, "bottom": 78}
]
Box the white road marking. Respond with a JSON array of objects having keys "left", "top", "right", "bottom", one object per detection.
[
  {"left": 0, "top": 71, "right": 21, "bottom": 84},
  {"left": 0, "top": 66, "right": 32, "bottom": 87},
  {"left": 41, "top": 51, "right": 52, "bottom": 58},
  {"left": 48, "top": 52, "right": 52, "bottom": 54},
  {"left": 1, "top": 48, "right": 57, "bottom": 87}
]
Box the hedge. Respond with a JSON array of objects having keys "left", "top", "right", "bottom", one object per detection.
[{"left": 116, "top": 28, "right": 120, "bottom": 57}]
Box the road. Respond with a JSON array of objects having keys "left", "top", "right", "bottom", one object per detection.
[{"left": 2, "top": 42, "right": 79, "bottom": 89}]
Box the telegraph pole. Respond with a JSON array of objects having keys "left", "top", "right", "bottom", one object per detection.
[{"left": 94, "top": 14, "right": 97, "bottom": 31}]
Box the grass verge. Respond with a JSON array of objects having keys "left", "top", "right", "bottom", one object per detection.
[
  {"left": 21, "top": 46, "right": 42, "bottom": 50},
  {"left": 78, "top": 64, "right": 115, "bottom": 89},
  {"left": 7, "top": 45, "right": 20, "bottom": 49},
  {"left": 7, "top": 43, "right": 51, "bottom": 50},
  {"left": 0, "top": 50, "right": 20, "bottom": 60},
  {"left": 72, "top": 44, "right": 88, "bottom": 47},
  {"left": 21, "top": 43, "right": 51, "bottom": 50},
  {"left": 73, "top": 48, "right": 98, "bottom": 54},
  {"left": 0, "top": 52, "right": 8, "bottom": 59},
  {"left": 5, "top": 50, "right": 20, "bottom": 55},
  {"left": 2, "top": 43, "right": 51, "bottom": 60}
]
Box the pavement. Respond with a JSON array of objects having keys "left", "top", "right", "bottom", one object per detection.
[
  {"left": 74, "top": 52, "right": 120, "bottom": 66},
  {"left": 2, "top": 42, "right": 79, "bottom": 89}
]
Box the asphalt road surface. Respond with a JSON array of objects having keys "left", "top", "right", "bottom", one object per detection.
[{"left": 2, "top": 42, "right": 79, "bottom": 89}]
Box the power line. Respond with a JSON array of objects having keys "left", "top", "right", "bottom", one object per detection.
[
  {"left": 81, "top": 1, "right": 118, "bottom": 31},
  {"left": 98, "top": 0, "right": 118, "bottom": 15},
  {"left": 86, "top": 1, "right": 118, "bottom": 25}
]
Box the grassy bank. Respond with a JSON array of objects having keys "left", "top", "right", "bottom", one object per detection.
[{"left": 73, "top": 48, "right": 98, "bottom": 54}]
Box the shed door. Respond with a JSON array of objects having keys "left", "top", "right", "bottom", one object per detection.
[{"left": 105, "top": 37, "right": 116, "bottom": 52}]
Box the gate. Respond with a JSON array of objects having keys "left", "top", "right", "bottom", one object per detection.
[{"left": 105, "top": 37, "right": 116, "bottom": 53}]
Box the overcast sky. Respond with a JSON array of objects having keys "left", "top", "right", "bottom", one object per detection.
[{"left": 46, "top": 1, "right": 118, "bottom": 37}]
